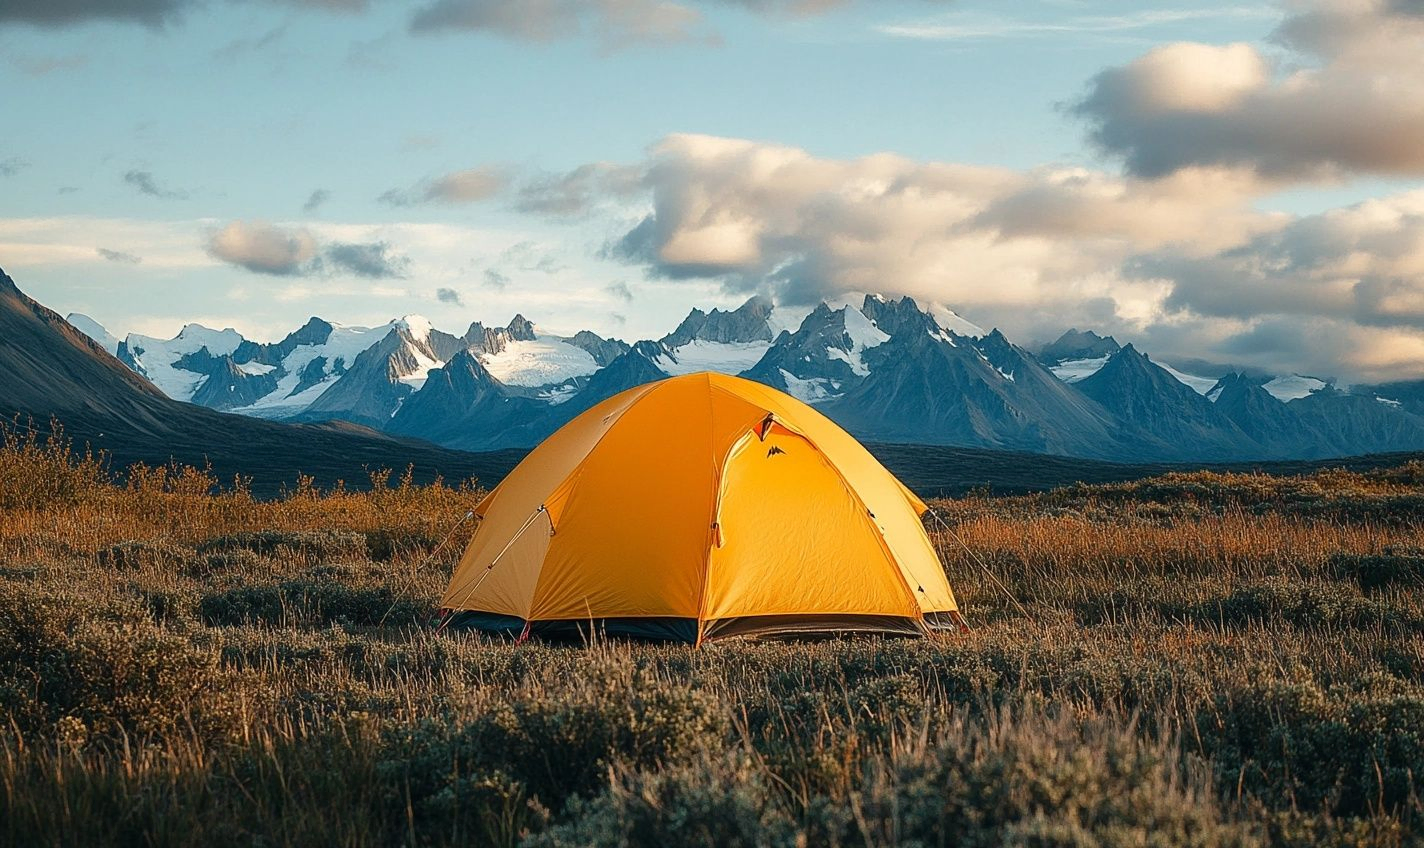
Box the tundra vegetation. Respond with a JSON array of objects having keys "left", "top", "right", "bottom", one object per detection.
[{"left": 1, "top": 422, "right": 1422, "bottom": 846}]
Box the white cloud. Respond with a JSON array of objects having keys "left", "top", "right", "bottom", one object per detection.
[
  {"left": 534, "top": 131, "right": 1424, "bottom": 380},
  {"left": 206, "top": 220, "right": 413, "bottom": 279},
  {"left": 1075, "top": 0, "right": 1424, "bottom": 180},
  {"left": 207, "top": 220, "right": 319, "bottom": 276}
]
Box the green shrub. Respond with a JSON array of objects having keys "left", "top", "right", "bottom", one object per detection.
[
  {"left": 199, "top": 579, "right": 427, "bottom": 627},
  {"left": 1331, "top": 550, "right": 1424, "bottom": 592},
  {"left": 0, "top": 585, "right": 220, "bottom": 740},
  {"left": 1199, "top": 675, "right": 1424, "bottom": 818}
]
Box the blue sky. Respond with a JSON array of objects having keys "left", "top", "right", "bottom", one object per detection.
[{"left": 3, "top": 0, "right": 1424, "bottom": 381}]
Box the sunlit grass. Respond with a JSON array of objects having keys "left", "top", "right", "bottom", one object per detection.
[{"left": 2, "top": 421, "right": 1421, "bottom": 846}]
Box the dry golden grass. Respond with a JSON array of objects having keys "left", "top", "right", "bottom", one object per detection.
[{"left": 2, "top": 424, "right": 1422, "bottom": 846}]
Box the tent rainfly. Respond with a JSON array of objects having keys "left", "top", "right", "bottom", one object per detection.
[{"left": 439, "top": 372, "right": 961, "bottom": 644}]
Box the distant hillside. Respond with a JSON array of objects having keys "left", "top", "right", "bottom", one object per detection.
[
  {"left": 0, "top": 268, "right": 521, "bottom": 496},
  {"left": 868, "top": 443, "right": 1424, "bottom": 498}
]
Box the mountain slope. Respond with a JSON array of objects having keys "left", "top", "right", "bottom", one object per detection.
[
  {"left": 0, "top": 268, "right": 520, "bottom": 495},
  {"left": 1289, "top": 389, "right": 1424, "bottom": 456},
  {"left": 1075, "top": 345, "right": 1261, "bottom": 460},
  {"left": 822, "top": 318, "right": 1125, "bottom": 458},
  {"left": 742, "top": 300, "right": 889, "bottom": 402},
  {"left": 386, "top": 350, "right": 543, "bottom": 449}
]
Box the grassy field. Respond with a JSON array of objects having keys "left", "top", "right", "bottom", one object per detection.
[{"left": 2, "top": 424, "right": 1423, "bottom": 846}]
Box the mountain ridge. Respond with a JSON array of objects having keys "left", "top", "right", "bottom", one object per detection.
[
  {"left": 56, "top": 277, "right": 1424, "bottom": 463},
  {"left": 1, "top": 268, "right": 521, "bottom": 496}
]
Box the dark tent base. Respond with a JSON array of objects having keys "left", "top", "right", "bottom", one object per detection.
[
  {"left": 442, "top": 609, "right": 965, "bottom": 644},
  {"left": 445, "top": 611, "right": 700, "bottom": 643}
]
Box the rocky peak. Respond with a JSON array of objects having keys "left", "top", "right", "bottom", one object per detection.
[
  {"left": 567, "top": 330, "right": 630, "bottom": 367},
  {"left": 507, "top": 315, "right": 536, "bottom": 341},
  {"left": 288, "top": 317, "right": 334, "bottom": 347},
  {"left": 661, "top": 295, "right": 776, "bottom": 347},
  {"left": 859, "top": 295, "right": 937, "bottom": 338},
  {"left": 1038, "top": 328, "right": 1121, "bottom": 365}
]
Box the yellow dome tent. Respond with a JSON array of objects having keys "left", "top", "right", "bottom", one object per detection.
[{"left": 439, "top": 372, "right": 961, "bottom": 643}]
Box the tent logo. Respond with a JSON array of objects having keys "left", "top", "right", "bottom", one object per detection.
[{"left": 767, "top": 446, "right": 787, "bottom": 457}]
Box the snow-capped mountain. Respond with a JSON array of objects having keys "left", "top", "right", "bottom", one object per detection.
[
  {"left": 67, "top": 292, "right": 1424, "bottom": 462},
  {"left": 117, "top": 324, "right": 246, "bottom": 401},
  {"left": 8, "top": 269, "right": 515, "bottom": 495},
  {"left": 65, "top": 313, "right": 120, "bottom": 356},
  {"left": 650, "top": 295, "right": 779, "bottom": 376},
  {"left": 743, "top": 299, "right": 890, "bottom": 403},
  {"left": 74, "top": 310, "right": 627, "bottom": 427}
]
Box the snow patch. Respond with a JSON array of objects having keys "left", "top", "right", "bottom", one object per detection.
[
  {"left": 238, "top": 362, "right": 275, "bottom": 376},
  {"left": 655, "top": 340, "right": 773, "bottom": 376},
  {"left": 1160, "top": 364, "right": 1218, "bottom": 396},
  {"left": 394, "top": 315, "right": 432, "bottom": 342},
  {"left": 779, "top": 369, "right": 836, "bottom": 404},
  {"left": 396, "top": 345, "right": 442, "bottom": 390},
  {"left": 928, "top": 302, "right": 985, "bottom": 338},
  {"left": 480, "top": 336, "right": 600, "bottom": 387},
  {"left": 813, "top": 306, "right": 890, "bottom": 377},
  {"left": 825, "top": 346, "right": 869, "bottom": 377},
  {"left": 1377, "top": 396, "right": 1402, "bottom": 408},
  {"left": 67, "top": 313, "right": 120, "bottom": 355},
  {"left": 1049, "top": 356, "right": 1111, "bottom": 383},
  {"left": 842, "top": 304, "right": 890, "bottom": 351},
  {"left": 929, "top": 328, "right": 957, "bottom": 346},
  {"left": 1263, "top": 374, "right": 1328, "bottom": 402},
  {"left": 538, "top": 384, "right": 579, "bottom": 405}
]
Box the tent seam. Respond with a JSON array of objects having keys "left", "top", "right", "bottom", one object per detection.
[
  {"left": 768, "top": 420, "right": 927, "bottom": 624},
  {"left": 524, "top": 378, "right": 677, "bottom": 620}
]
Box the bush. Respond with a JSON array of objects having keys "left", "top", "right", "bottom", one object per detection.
[
  {"left": 199, "top": 579, "right": 427, "bottom": 627},
  {"left": 0, "top": 419, "right": 109, "bottom": 510},
  {"left": 1077, "top": 579, "right": 1423, "bottom": 634},
  {"left": 1200, "top": 675, "right": 1424, "bottom": 818},
  {"left": 0, "top": 585, "right": 220, "bottom": 740},
  {"left": 364, "top": 528, "right": 441, "bottom": 562},
  {"left": 848, "top": 707, "right": 1260, "bottom": 848},
  {"left": 186, "top": 548, "right": 266, "bottom": 578},
  {"left": 96, "top": 539, "right": 193, "bottom": 571},
  {"left": 531, "top": 758, "right": 797, "bottom": 848},
  {"left": 382, "top": 664, "right": 727, "bottom": 831},
  {"left": 1184, "top": 580, "right": 1419, "bottom": 632},
  {"left": 1331, "top": 550, "right": 1424, "bottom": 592}
]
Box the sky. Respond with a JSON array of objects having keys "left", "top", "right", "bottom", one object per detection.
[{"left": 3, "top": 0, "right": 1424, "bottom": 382}]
